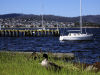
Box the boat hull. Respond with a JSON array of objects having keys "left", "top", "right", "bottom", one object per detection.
[{"left": 59, "top": 34, "right": 93, "bottom": 41}]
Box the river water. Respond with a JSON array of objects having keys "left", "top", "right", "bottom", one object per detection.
[{"left": 0, "top": 28, "right": 100, "bottom": 64}]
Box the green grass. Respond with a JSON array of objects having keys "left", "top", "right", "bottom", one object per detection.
[{"left": 0, "top": 52, "right": 99, "bottom": 75}]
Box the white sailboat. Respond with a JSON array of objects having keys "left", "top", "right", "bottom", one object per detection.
[{"left": 59, "top": 0, "right": 93, "bottom": 41}]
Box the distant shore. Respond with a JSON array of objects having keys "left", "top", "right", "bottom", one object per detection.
[{"left": 1, "top": 27, "right": 100, "bottom": 29}]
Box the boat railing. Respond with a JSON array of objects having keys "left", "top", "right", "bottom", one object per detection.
[{"left": 67, "top": 30, "right": 81, "bottom": 32}]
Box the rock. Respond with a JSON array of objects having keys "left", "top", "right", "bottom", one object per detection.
[
  {"left": 74, "top": 62, "right": 100, "bottom": 72},
  {"left": 53, "top": 53, "right": 74, "bottom": 59},
  {"left": 93, "top": 62, "right": 100, "bottom": 72},
  {"left": 73, "top": 63, "right": 90, "bottom": 70},
  {"left": 85, "top": 65, "right": 98, "bottom": 72}
]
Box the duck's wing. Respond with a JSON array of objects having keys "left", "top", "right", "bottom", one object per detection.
[{"left": 48, "top": 62, "right": 61, "bottom": 70}]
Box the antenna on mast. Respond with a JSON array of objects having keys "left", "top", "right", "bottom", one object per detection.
[{"left": 80, "top": 0, "right": 82, "bottom": 33}]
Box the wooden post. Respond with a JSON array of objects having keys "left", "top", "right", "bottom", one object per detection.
[
  {"left": 37, "top": 31, "right": 40, "bottom": 37},
  {"left": 0, "top": 30, "right": 1, "bottom": 37},
  {"left": 51, "top": 30, "right": 53, "bottom": 36}
]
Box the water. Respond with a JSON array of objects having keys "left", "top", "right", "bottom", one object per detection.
[{"left": 0, "top": 28, "right": 100, "bottom": 64}]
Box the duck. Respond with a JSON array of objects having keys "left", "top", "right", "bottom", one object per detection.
[
  {"left": 41, "top": 54, "right": 61, "bottom": 71},
  {"left": 28, "top": 51, "right": 37, "bottom": 60}
]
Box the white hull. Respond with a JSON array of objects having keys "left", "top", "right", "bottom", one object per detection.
[{"left": 59, "top": 33, "right": 93, "bottom": 41}]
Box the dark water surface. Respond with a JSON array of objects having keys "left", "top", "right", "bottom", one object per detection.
[{"left": 0, "top": 28, "right": 100, "bottom": 64}]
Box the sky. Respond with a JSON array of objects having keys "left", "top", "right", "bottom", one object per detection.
[{"left": 0, "top": 0, "right": 100, "bottom": 17}]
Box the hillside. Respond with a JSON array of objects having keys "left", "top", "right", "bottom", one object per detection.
[
  {"left": 0, "top": 13, "right": 100, "bottom": 28},
  {"left": 0, "top": 13, "right": 100, "bottom": 24}
]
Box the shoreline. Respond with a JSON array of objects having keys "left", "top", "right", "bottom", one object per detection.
[
  {"left": 0, "top": 51, "right": 100, "bottom": 73},
  {"left": 1, "top": 27, "right": 100, "bottom": 29},
  {"left": 0, "top": 51, "right": 100, "bottom": 75},
  {"left": 0, "top": 51, "right": 74, "bottom": 58}
]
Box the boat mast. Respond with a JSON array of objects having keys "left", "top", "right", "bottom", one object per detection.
[
  {"left": 80, "top": 0, "right": 82, "bottom": 33},
  {"left": 42, "top": 13, "right": 45, "bottom": 30},
  {"left": 41, "top": 0, "right": 45, "bottom": 30},
  {"left": 0, "top": 23, "right": 1, "bottom": 30},
  {"left": 57, "top": 22, "right": 59, "bottom": 30}
]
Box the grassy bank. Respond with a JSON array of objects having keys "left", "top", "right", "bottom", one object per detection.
[{"left": 0, "top": 52, "right": 100, "bottom": 75}]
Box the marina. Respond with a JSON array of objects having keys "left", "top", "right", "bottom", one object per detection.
[{"left": 0, "top": 0, "right": 100, "bottom": 74}]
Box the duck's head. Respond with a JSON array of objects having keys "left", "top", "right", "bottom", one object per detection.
[{"left": 43, "top": 54, "right": 48, "bottom": 60}]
